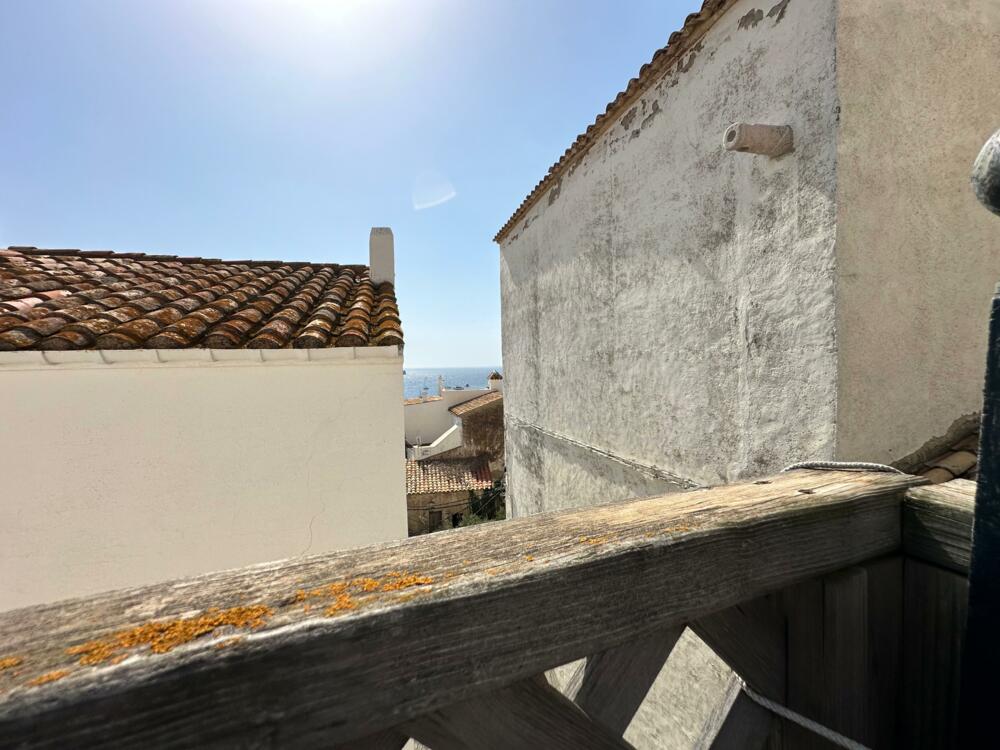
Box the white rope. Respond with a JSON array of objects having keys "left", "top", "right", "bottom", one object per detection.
[
  {"left": 736, "top": 677, "right": 872, "bottom": 750},
  {"left": 781, "top": 460, "right": 905, "bottom": 474}
]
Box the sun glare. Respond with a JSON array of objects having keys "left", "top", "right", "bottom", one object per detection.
[{"left": 206, "top": 0, "right": 430, "bottom": 76}]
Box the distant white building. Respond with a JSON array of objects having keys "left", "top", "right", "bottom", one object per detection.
[
  {"left": 404, "top": 371, "right": 502, "bottom": 460},
  {"left": 404, "top": 372, "right": 505, "bottom": 535},
  {"left": 0, "top": 229, "right": 407, "bottom": 611}
]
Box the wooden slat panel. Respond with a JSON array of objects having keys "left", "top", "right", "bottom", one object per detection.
[
  {"left": 404, "top": 677, "right": 635, "bottom": 750},
  {"left": 690, "top": 671, "right": 773, "bottom": 750},
  {"left": 783, "top": 578, "right": 827, "bottom": 749},
  {"left": 565, "top": 626, "right": 682, "bottom": 735},
  {"left": 901, "top": 559, "right": 967, "bottom": 750},
  {"left": 903, "top": 479, "right": 974, "bottom": 573},
  {"left": 822, "top": 568, "right": 870, "bottom": 744},
  {"left": 693, "top": 595, "right": 785, "bottom": 700},
  {"left": 0, "top": 470, "right": 920, "bottom": 747},
  {"left": 864, "top": 557, "right": 903, "bottom": 750},
  {"left": 782, "top": 560, "right": 904, "bottom": 749},
  {"left": 693, "top": 595, "right": 785, "bottom": 749}
]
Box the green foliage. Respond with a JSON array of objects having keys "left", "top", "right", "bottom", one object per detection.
[{"left": 462, "top": 479, "right": 507, "bottom": 526}]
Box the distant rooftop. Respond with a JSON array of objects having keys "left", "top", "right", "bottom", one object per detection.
[
  {"left": 406, "top": 457, "right": 492, "bottom": 495},
  {"left": 449, "top": 390, "right": 503, "bottom": 417},
  {"left": 0, "top": 247, "right": 402, "bottom": 351},
  {"left": 494, "top": 0, "right": 730, "bottom": 242}
]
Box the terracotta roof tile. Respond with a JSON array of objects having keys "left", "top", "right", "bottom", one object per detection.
[
  {"left": 916, "top": 430, "right": 979, "bottom": 484},
  {"left": 406, "top": 457, "right": 493, "bottom": 495},
  {"left": 494, "top": 0, "right": 734, "bottom": 243},
  {"left": 449, "top": 390, "right": 503, "bottom": 417},
  {"left": 0, "top": 248, "right": 402, "bottom": 350}
]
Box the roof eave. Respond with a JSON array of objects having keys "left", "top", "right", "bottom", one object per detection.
[{"left": 493, "top": 0, "right": 735, "bottom": 245}]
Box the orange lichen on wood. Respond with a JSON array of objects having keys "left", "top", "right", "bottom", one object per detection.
[
  {"left": 524, "top": 555, "right": 535, "bottom": 561},
  {"left": 292, "top": 571, "right": 434, "bottom": 616},
  {"left": 381, "top": 573, "right": 433, "bottom": 592},
  {"left": 324, "top": 593, "right": 359, "bottom": 617},
  {"left": 66, "top": 605, "right": 273, "bottom": 665},
  {"left": 27, "top": 670, "right": 70, "bottom": 687},
  {"left": 0, "top": 656, "right": 23, "bottom": 672},
  {"left": 579, "top": 535, "right": 609, "bottom": 546},
  {"left": 295, "top": 582, "right": 349, "bottom": 602},
  {"left": 215, "top": 637, "right": 244, "bottom": 650}
]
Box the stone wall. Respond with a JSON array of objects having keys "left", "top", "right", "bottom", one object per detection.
[{"left": 407, "top": 491, "right": 471, "bottom": 535}]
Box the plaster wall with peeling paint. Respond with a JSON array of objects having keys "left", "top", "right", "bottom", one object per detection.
[
  {"left": 500, "top": 0, "right": 840, "bottom": 517},
  {"left": 499, "top": 0, "right": 1000, "bottom": 526}
]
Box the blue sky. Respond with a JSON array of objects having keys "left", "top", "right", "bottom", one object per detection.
[{"left": 0, "top": 0, "right": 698, "bottom": 367}]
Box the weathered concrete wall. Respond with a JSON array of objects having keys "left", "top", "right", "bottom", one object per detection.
[
  {"left": 834, "top": 0, "right": 1000, "bottom": 463},
  {"left": 500, "top": 0, "right": 840, "bottom": 515},
  {"left": 0, "top": 349, "right": 407, "bottom": 611}
]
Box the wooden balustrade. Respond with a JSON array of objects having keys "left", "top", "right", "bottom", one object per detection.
[{"left": 0, "top": 468, "right": 960, "bottom": 749}]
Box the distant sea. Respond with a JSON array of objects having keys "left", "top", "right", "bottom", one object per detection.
[{"left": 403, "top": 367, "right": 501, "bottom": 399}]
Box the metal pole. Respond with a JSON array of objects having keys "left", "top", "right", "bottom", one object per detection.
[{"left": 959, "top": 128, "right": 1000, "bottom": 745}]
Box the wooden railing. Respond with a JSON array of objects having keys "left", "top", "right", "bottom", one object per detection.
[{"left": 0, "top": 468, "right": 967, "bottom": 749}]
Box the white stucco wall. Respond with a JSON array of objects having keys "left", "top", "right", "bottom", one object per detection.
[
  {"left": 0, "top": 347, "right": 406, "bottom": 611},
  {"left": 407, "top": 422, "right": 462, "bottom": 460},
  {"left": 833, "top": 0, "right": 1000, "bottom": 462},
  {"left": 500, "top": 0, "right": 841, "bottom": 515},
  {"left": 404, "top": 387, "right": 490, "bottom": 446}
]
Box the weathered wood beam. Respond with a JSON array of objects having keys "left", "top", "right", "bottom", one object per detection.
[
  {"left": 564, "top": 626, "right": 683, "bottom": 735},
  {"left": 334, "top": 729, "right": 410, "bottom": 750},
  {"left": 903, "top": 479, "right": 975, "bottom": 573},
  {"left": 404, "top": 676, "right": 635, "bottom": 750},
  {"left": 0, "top": 470, "right": 921, "bottom": 747}
]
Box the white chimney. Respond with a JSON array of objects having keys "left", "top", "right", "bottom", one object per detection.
[{"left": 369, "top": 227, "right": 394, "bottom": 285}]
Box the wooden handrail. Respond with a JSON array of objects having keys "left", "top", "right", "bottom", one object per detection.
[
  {"left": 0, "top": 469, "right": 923, "bottom": 747},
  {"left": 903, "top": 478, "right": 975, "bottom": 574}
]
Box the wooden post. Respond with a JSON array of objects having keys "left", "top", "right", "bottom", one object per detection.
[{"left": 959, "top": 128, "right": 1000, "bottom": 746}]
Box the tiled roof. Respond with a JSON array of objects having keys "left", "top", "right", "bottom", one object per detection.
[
  {"left": 406, "top": 457, "right": 492, "bottom": 495},
  {"left": 915, "top": 431, "right": 979, "bottom": 485},
  {"left": 449, "top": 390, "right": 503, "bottom": 417},
  {"left": 494, "top": 0, "right": 734, "bottom": 243},
  {"left": 488, "top": 370, "right": 503, "bottom": 380},
  {"left": 0, "top": 247, "right": 402, "bottom": 350}
]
